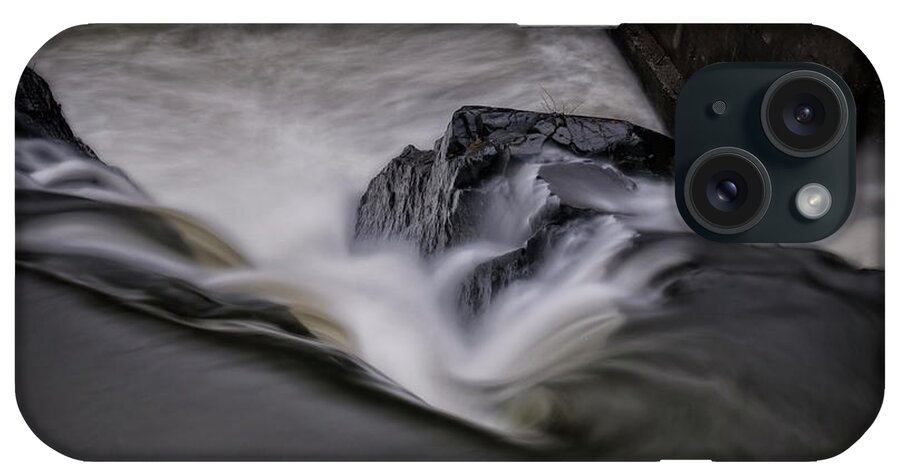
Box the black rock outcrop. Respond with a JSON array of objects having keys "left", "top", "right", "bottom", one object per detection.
[
  {"left": 16, "top": 67, "right": 101, "bottom": 161},
  {"left": 355, "top": 106, "right": 674, "bottom": 320},
  {"left": 356, "top": 106, "right": 672, "bottom": 253}
]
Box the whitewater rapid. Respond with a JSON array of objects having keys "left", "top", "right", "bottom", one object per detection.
[{"left": 16, "top": 129, "right": 689, "bottom": 441}]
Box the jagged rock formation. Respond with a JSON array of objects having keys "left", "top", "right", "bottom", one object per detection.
[
  {"left": 355, "top": 106, "right": 674, "bottom": 320},
  {"left": 16, "top": 67, "right": 100, "bottom": 161}
]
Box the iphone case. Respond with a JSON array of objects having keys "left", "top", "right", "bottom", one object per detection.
[{"left": 15, "top": 24, "right": 884, "bottom": 460}]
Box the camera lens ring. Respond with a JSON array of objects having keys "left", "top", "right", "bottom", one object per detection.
[
  {"left": 684, "top": 147, "right": 772, "bottom": 235},
  {"left": 760, "top": 70, "right": 849, "bottom": 158}
]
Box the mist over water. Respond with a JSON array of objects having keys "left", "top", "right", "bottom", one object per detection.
[
  {"left": 20, "top": 25, "right": 883, "bottom": 455},
  {"left": 32, "top": 25, "right": 664, "bottom": 267}
]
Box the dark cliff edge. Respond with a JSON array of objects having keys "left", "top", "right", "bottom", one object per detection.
[
  {"left": 16, "top": 67, "right": 101, "bottom": 161},
  {"left": 354, "top": 106, "right": 674, "bottom": 320}
]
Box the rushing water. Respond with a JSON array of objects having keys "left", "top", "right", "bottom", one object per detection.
[
  {"left": 19, "top": 25, "right": 884, "bottom": 457},
  {"left": 25, "top": 23, "right": 669, "bottom": 439},
  {"left": 16, "top": 131, "right": 682, "bottom": 441},
  {"left": 30, "top": 25, "right": 663, "bottom": 267}
]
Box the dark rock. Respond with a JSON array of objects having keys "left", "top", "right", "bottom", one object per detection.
[
  {"left": 609, "top": 25, "right": 682, "bottom": 133},
  {"left": 355, "top": 106, "right": 673, "bottom": 320},
  {"left": 356, "top": 106, "right": 672, "bottom": 254},
  {"left": 15, "top": 67, "right": 101, "bottom": 161},
  {"left": 355, "top": 145, "right": 438, "bottom": 249},
  {"left": 456, "top": 205, "right": 600, "bottom": 321}
]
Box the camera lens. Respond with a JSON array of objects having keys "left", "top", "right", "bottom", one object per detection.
[
  {"left": 716, "top": 180, "right": 738, "bottom": 202},
  {"left": 761, "top": 70, "right": 849, "bottom": 158},
  {"left": 793, "top": 104, "right": 815, "bottom": 124},
  {"left": 707, "top": 173, "right": 747, "bottom": 212},
  {"left": 684, "top": 147, "right": 771, "bottom": 234}
]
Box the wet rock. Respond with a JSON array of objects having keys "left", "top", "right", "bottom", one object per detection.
[
  {"left": 456, "top": 205, "right": 600, "bottom": 321},
  {"left": 356, "top": 106, "right": 672, "bottom": 254},
  {"left": 355, "top": 105, "right": 674, "bottom": 320},
  {"left": 15, "top": 67, "right": 101, "bottom": 162}
]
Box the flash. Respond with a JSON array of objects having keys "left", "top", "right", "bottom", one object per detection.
[{"left": 795, "top": 183, "right": 832, "bottom": 220}]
